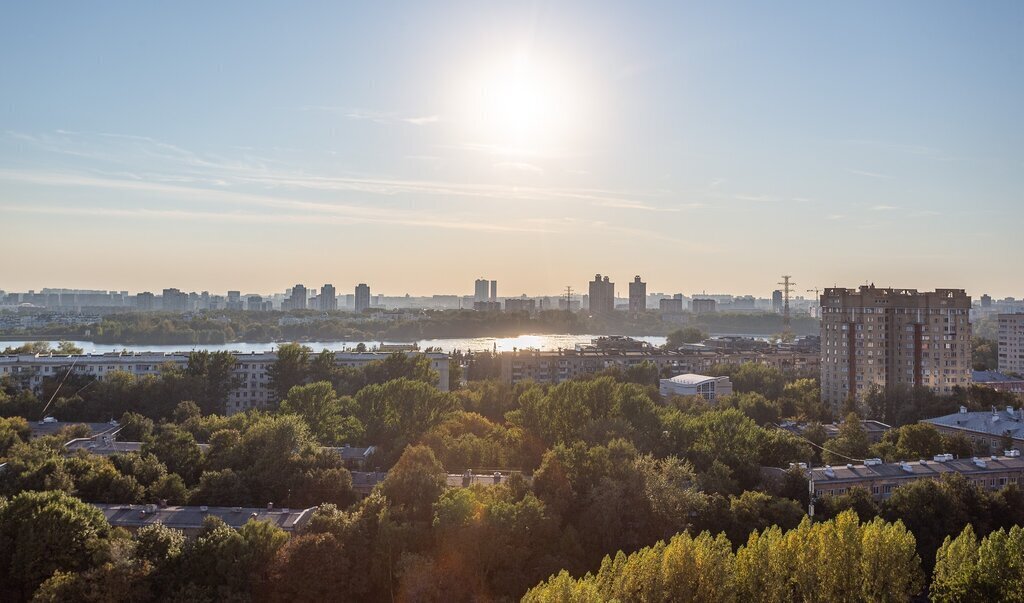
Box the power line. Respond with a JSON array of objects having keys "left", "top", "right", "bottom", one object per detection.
[
  {"left": 769, "top": 422, "right": 867, "bottom": 465},
  {"left": 37, "top": 357, "right": 78, "bottom": 420}
]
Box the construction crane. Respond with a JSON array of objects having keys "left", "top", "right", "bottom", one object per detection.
[
  {"left": 778, "top": 275, "right": 796, "bottom": 338},
  {"left": 807, "top": 288, "right": 822, "bottom": 318}
]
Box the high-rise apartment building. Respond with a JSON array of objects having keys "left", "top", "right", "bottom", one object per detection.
[
  {"left": 820, "top": 286, "right": 972, "bottom": 409},
  {"left": 474, "top": 278, "right": 490, "bottom": 303},
  {"left": 998, "top": 314, "right": 1024, "bottom": 375},
  {"left": 588, "top": 274, "right": 615, "bottom": 315},
  {"left": 490, "top": 280, "right": 497, "bottom": 303},
  {"left": 692, "top": 298, "right": 717, "bottom": 314},
  {"left": 355, "top": 283, "right": 371, "bottom": 312},
  {"left": 320, "top": 284, "right": 337, "bottom": 311},
  {"left": 136, "top": 292, "right": 155, "bottom": 311},
  {"left": 226, "top": 291, "right": 243, "bottom": 311},
  {"left": 287, "top": 284, "right": 307, "bottom": 310},
  {"left": 162, "top": 288, "right": 188, "bottom": 312},
  {"left": 772, "top": 290, "right": 783, "bottom": 313},
  {"left": 629, "top": 276, "right": 646, "bottom": 314}
]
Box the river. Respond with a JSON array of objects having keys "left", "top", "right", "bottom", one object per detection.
[{"left": 1, "top": 334, "right": 671, "bottom": 354}]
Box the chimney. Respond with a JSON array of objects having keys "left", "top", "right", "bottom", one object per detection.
[
  {"left": 267, "top": 502, "right": 274, "bottom": 511},
  {"left": 960, "top": 406, "right": 968, "bottom": 414}
]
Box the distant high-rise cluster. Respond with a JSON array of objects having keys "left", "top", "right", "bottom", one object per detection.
[{"left": 820, "top": 285, "right": 972, "bottom": 409}]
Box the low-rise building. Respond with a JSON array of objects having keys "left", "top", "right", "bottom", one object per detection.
[
  {"left": 780, "top": 419, "right": 892, "bottom": 444},
  {"left": 807, "top": 453, "right": 1024, "bottom": 501},
  {"left": 659, "top": 374, "right": 733, "bottom": 401},
  {"left": 94, "top": 503, "right": 315, "bottom": 535},
  {"left": 327, "top": 445, "right": 377, "bottom": 470},
  {"left": 0, "top": 350, "right": 450, "bottom": 415},
  {"left": 500, "top": 348, "right": 818, "bottom": 386},
  {"left": 973, "top": 370, "right": 1024, "bottom": 394},
  {"left": 921, "top": 406, "right": 1024, "bottom": 454}
]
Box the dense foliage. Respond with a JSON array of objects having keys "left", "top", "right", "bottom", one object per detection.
[
  {"left": 1, "top": 308, "right": 819, "bottom": 344},
  {"left": 1, "top": 348, "right": 1023, "bottom": 600}
]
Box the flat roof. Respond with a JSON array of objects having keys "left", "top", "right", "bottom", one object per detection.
[
  {"left": 922, "top": 408, "right": 1024, "bottom": 439},
  {"left": 664, "top": 373, "right": 720, "bottom": 385},
  {"left": 30, "top": 421, "right": 120, "bottom": 439},
  {"left": 811, "top": 455, "right": 1024, "bottom": 483},
  {"left": 93, "top": 503, "right": 315, "bottom": 532}
]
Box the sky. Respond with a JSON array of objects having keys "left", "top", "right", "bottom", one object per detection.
[{"left": 2, "top": 1, "right": 1022, "bottom": 298}]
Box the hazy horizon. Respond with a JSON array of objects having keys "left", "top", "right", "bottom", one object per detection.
[{"left": 3, "top": 2, "right": 1022, "bottom": 297}]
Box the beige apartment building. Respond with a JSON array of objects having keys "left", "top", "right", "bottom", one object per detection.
[
  {"left": 998, "top": 313, "right": 1024, "bottom": 375},
  {"left": 820, "top": 286, "right": 971, "bottom": 409}
]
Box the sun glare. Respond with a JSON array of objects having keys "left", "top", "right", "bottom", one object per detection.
[{"left": 459, "top": 50, "right": 582, "bottom": 155}]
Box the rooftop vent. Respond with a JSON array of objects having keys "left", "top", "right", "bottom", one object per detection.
[
  {"left": 199, "top": 505, "right": 209, "bottom": 512},
  {"left": 900, "top": 462, "right": 914, "bottom": 473},
  {"left": 919, "top": 459, "right": 928, "bottom": 465},
  {"left": 864, "top": 458, "right": 883, "bottom": 466},
  {"left": 960, "top": 406, "right": 968, "bottom": 414},
  {"left": 824, "top": 465, "right": 835, "bottom": 478},
  {"left": 973, "top": 457, "right": 987, "bottom": 468},
  {"left": 1006, "top": 449, "right": 1021, "bottom": 458},
  {"left": 934, "top": 453, "right": 954, "bottom": 462}
]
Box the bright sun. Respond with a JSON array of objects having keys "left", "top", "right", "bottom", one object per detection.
[{"left": 459, "top": 50, "right": 581, "bottom": 154}]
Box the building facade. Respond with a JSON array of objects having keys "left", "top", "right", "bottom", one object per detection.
[
  {"left": 354, "top": 283, "right": 371, "bottom": 312},
  {"left": 588, "top": 274, "right": 615, "bottom": 315},
  {"left": 820, "top": 286, "right": 972, "bottom": 409},
  {"left": 807, "top": 454, "right": 1024, "bottom": 501},
  {"left": 500, "top": 347, "right": 818, "bottom": 386},
  {"left": 505, "top": 298, "right": 537, "bottom": 313},
  {"left": 922, "top": 406, "right": 1024, "bottom": 454},
  {"left": 692, "top": 298, "right": 717, "bottom": 314},
  {"left": 998, "top": 314, "right": 1024, "bottom": 375},
  {"left": 0, "top": 350, "right": 450, "bottom": 415},
  {"left": 286, "top": 284, "right": 307, "bottom": 310},
  {"left": 474, "top": 279, "right": 490, "bottom": 303},
  {"left": 320, "top": 284, "right": 337, "bottom": 311},
  {"left": 658, "top": 373, "right": 733, "bottom": 401},
  {"left": 629, "top": 275, "right": 647, "bottom": 314}
]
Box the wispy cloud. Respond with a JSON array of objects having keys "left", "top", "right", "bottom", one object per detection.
[
  {"left": 841, "top": 139, "right": 961, "bottom": 162},
  {"left": 493, "top": 161, "right": 544, "bottom": 175},
  {"left": 847, "top": 168, "right": 892, "bottom": 179},
  {"left": 825, "top": 214, "right": 846, "bottom": 221},
  {"left": 301, "top": 106, "right": 440, "bottom": 126},
  {"left": 869, "top": 204, "right": 899, "bottom": 211}
]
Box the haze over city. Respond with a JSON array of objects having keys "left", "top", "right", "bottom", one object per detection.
[{"left": 2, "top": 1, "right": 1022, "bottom": 297}]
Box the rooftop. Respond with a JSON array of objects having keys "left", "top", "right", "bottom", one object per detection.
[
  {"left": 973, "top": 370, "right": 1024, "bottom": 383},
  {"left": 810, "top": 454, "right": 1024, "bottom": 483},
  {"left": 93, "top": 503, "right": 315, "bottom": 532},
  {"left": 30, "top": 420, "right": 120, "bottom": 439},
  {"left": 665, "top": 373, "right": 721, "bottom": 386},
  {"left": 922, "top": 407, "right": 1024, "bottom": 439}
]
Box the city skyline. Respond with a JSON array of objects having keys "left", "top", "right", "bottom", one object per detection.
[
  {"left": 1, "top": 276, "right": 1020, "bottom": 302},
  {"left": 2, "top": 2, "right": 1023, "bottom": 296}
]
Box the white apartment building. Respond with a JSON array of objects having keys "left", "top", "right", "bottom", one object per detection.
[
  {"left": 0, "top": 350, "right": 450, "bottom": 415},
  {"left": 659, "top": 373, "right": 733, "bottom": 402},
  {"left": 998, "top": 314, "right": 1024, "bottom": 375}
]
